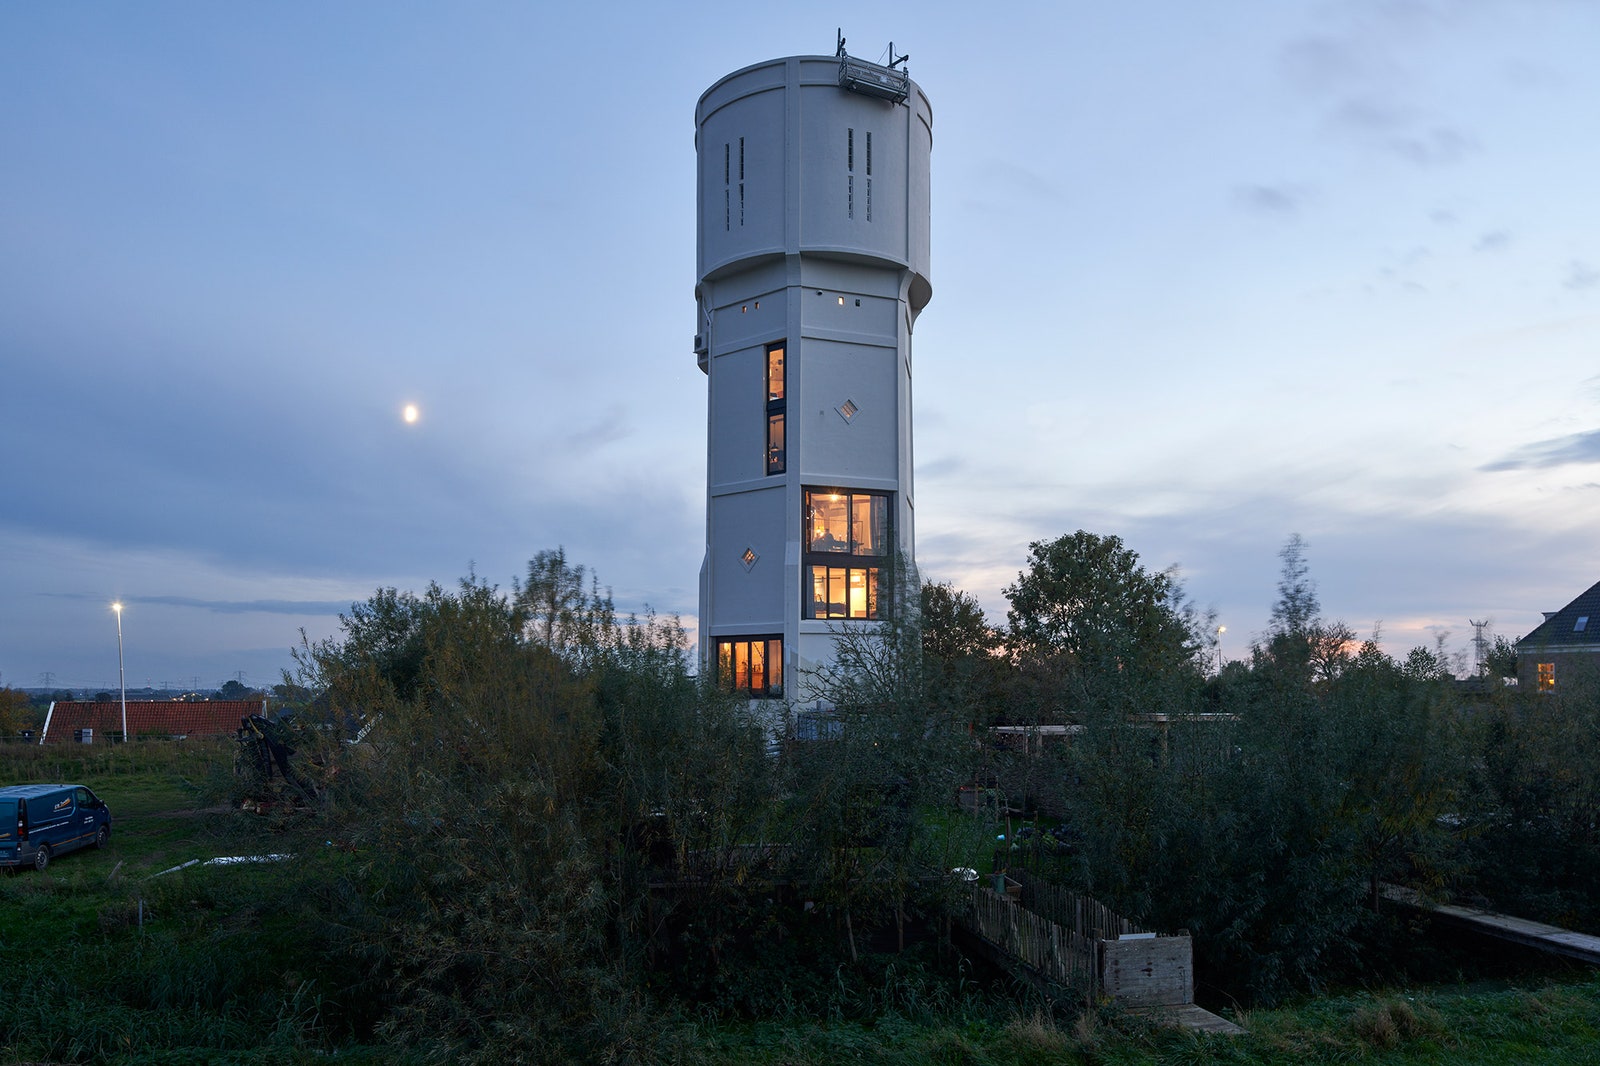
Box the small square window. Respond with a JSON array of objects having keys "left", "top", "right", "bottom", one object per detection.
[
  {"left": 740, "top": 547, "right": 759, "bottom": 570},
  {"left": 1576, "top": 616, "right": 1589, "bottom": 633},
  {"left": 837, "top": 399, "right": 859, "bottom": 423}
]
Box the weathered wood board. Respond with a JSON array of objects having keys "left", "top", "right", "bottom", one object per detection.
[{"left": 1101, "top": 935, "right": 1193, "bottom": 1007}]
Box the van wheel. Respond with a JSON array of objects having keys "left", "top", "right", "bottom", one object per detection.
[
  {"left": 32, "top": 844, "right": 50, "bottom": 872},
  {"left": 95, "top": 826, "right": 110, "bottom": 849}
]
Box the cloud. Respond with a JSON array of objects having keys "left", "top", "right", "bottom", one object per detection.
[
  {"left": 1235, "top": 183, "right": 1306, "bottom": 215},
  {"left": 1481, "top": 429, "right": 1600, "bottom": 471},
  {"left": 1329, "top": 99, "right": 1476, "bottom": 166},
  {"left": 134, "top": 595, "right": 353, "bottom": 615},
  {"left": 1386, "top": 125, "right": 1476, "bottom": 167},
  {"left": 1564, "top": 260, "right": 1598, "bottom": 291},
  {"left": 1282, "top": 3, "right": 1482, "bottom": 171},
  {"left": 1474, "top": 230, "right": 1511, "bottom": 252}
]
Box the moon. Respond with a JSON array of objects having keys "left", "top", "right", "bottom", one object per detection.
[{"left": 403, "top": 404, "right": 420, "bottom": 424}]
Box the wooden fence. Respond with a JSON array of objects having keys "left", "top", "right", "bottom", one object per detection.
[
  {"left": 1011, "top": 868, "right": 1147, "bottom": 941},
  {"left": 963, "top": 883, "right": 1100, "bottom": 989}
]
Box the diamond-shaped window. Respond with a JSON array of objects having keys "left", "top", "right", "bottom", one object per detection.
[
  {"left": 740, "top": 547, "right": 759, "bottom": 571},
  {"left": 837, "top": 399, "right": 859, "bottom": 424}
]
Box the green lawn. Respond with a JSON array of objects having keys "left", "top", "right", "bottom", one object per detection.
[
  {"left": 680, "top": 978, "right": 1600, "bottom": 1065},
  {"left": 3, "top": 742, "right": 1600, "bottom": 1065}
]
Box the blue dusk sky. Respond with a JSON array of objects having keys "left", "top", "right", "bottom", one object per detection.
[{"left": 3, "top": 1, "right": 1597, "bottom": 691}]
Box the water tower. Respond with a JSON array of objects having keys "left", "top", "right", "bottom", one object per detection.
[{"left": 694, "top": 39, "right": 933, "bottom": 701}]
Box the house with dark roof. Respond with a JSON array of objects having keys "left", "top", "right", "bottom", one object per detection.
[
  {"left": 39, "top": 700, "right": 266, "bottom": 743},
  {"left": 1516, "top": 579, "right": 1600, "bottom": 692}
]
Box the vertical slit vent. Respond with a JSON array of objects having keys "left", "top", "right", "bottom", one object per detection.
[
  {"left": 848, "top": 175, "right": 854, "bottom": 219},
  {"left": 848, "top": 128, "right": 854, "bottom": 172},
  {"left": 866, "top": 132, "right": 872, "bottom": 175}
]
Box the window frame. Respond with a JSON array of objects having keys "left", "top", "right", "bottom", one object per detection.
[
  {"left": 765, "top": 341, "right": 786, "bottom": 475},
  {"left": 802, "top": 486, "right": 892, "bottom": 621},
  {"left": 715, "top": 635, "right": 784, "bottom": 699}
]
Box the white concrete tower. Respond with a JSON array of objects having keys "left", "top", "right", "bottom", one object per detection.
[{"left": 694, "top": 46, "right": 932, "bottom": 702}]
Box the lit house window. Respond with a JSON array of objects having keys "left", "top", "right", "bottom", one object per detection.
[
  {"left": 716, "top": 636, "right": 783, "bottom": 698},
  {"left": 766, "top": 343, "right": 785, "bottom": 475},
  {"left": 803, "top": 487, "right": 890, "bottom": 619},
  {"left": 1538, "top": 662, "right": 1555, "bottom": 691}
]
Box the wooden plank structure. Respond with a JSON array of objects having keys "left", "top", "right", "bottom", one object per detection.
[
  {"left": 1382, "top": 884, "right": 1600, "bottom": 965},
  {"left": 956, "top": 879, "right": 1244, "bottom": 1035},
  {"left": 963, "top": 883, "right": 1099, "bottom": 989}
]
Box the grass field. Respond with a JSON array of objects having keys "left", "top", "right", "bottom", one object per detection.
[{"left": 3, "top": 741, "right": 1599, "bottom": 1064}]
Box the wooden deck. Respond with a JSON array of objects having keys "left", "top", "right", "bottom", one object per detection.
[
  {"left": 1382, "top": 884, "right": 1600, "bottom": 965},
  {"left": 1126, "top": 1004, "right": 1247, "bottom": 1035}
]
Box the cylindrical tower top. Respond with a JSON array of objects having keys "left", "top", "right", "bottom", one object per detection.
[{"left": 695, "top": 55, "right": 932, "bottom": 314}]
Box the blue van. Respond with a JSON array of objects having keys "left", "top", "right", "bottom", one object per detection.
[{"left": 0, "top": 784, "right": 113, "bottom": 871}]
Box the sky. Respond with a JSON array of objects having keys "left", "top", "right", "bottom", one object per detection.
[{"left": 3, "top": 1, "right": 1597, "bottom": 692}]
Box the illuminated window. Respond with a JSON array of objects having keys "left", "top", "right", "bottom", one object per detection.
[
  {"left": 766, "top": 342, "right": 785, "bottom": 475},
  {"left": 1538, "top": 662, "right": 1555, "bottom": 691},
  {"left": 716, "top": 636, "right": 783, "bottom": 698},
  {"left": 803, "top": 487, "right": 890, "bottom": 620}
]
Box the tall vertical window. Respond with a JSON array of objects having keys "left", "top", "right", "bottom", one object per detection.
[
  {"left": 803, "top": 487, "right": 891, "bottom": 620},
  {"left": 846, "top": 129, "right": 855, "bottom": 219},
  {"left": 716, "top": 636, "right": 783, "bottom": 698},
  {"left": 765, "top": 342, "right": 785, "bottom": 475},
  {"left": 1538, "top": 662, "right": 1555, "bottom": 691}
]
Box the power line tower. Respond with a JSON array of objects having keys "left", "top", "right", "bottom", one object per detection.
[{"left": 1470, "top": 619, "right": 1490, "bottom": 677}]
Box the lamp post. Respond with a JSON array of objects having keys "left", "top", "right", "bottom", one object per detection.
[
  {"left": 112, "top": 602, "right": 127, "bottom": 743},
  {"left": 1216, "top": 625, "right": 1226, "bottom": 674}
]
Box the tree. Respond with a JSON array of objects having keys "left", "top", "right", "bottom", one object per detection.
[
  {"left": 782, "top": 563, "right": 993, "bottom": 960},
  {"left": 1269, "top": 532, "right": 1318, "bottom": 638},
  {"left": 1004, "top": 530, "right": 1208, "bottom": 719},
  {"left": 920, "top": 580, "right": 1009, "bottom": 722},
  {"left": 1484, "top": 634, "right": 1520, "bottom": 680},
  {"left": 1259, "top": 534, "right": 1355, "bottom": 682},
  {"left": 0, "top": 688, "right": 33, "bottom": 737},
  {"left": 517, "top": 547, "right": 615, "bottom": 663},
  {"left": 285, "top": 558, "right": 787, "bottom": 1059}
]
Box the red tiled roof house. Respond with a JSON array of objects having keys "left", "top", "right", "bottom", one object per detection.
[{"left": 39, "top": 700, "right": 266, "bottom": 743}]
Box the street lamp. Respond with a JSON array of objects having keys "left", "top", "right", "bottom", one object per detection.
[
  {"left": 112, "top": 602, "right": 127, "bottom": 743},
  {"left": 1216, "top": 625, "right": 1227, "bottom": 674}
]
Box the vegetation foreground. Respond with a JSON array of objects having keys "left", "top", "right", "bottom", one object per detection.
[{"left": 3, "top": 537, "right": 1599, "bottom": 1063}]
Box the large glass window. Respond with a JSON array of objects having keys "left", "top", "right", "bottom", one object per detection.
[
  {"left": 766, "top": 343, "right": 786, "bottom": 475},
  {"left": 1538, "top": 662, "right": 1555, "bottom": 691},
  {"left": 803, "top": 487, "right": 891, "bottom": 619},
  {"left": 716, "top": 636, "right": 783, "bottom": 698}
]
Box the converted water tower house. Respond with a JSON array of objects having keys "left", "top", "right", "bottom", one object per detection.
[{"left": 695, "top": 40, "right": 933, "bottom": 700}]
